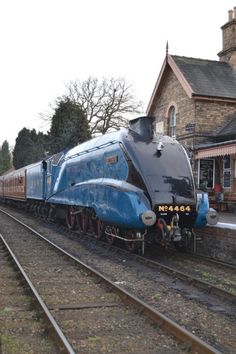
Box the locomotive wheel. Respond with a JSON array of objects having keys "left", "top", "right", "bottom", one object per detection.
[
  {"left": 92, "top": 218, "right": 105, "bottom": 239},
  {"left": 105, "top": 225, "right": 116, "bottom": 245},
  {"left": 38, "top": 203, "right": 45, "bottom": 218},
  {"left": 124, "top": 230, "right": 140, "bottom": 253},
  {"left": 66, "top": 206, "right": 77, "bottom": 230},
  {"left": 77, "top": 210, "right": 88, "bottom": 234},
  {"left": 42, "top": 205, "right": 50, "bottom": 220}
]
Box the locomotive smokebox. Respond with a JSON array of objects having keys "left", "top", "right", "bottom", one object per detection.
[{"left": 129, "top": 116, "right": 155, "bottom": 140}]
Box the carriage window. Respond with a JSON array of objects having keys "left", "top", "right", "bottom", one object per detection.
[{"left": 223, "top": 155, "right": 231, "bottom": 188}]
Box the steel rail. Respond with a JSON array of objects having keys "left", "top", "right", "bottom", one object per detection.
[
  {"left": 76, "top": 229, "right": 236, "bottom": 304},
  {"left": 73, "top": 227, "right": 236, "bottom": 304},
  {"left": 133, "top": 254, "right": 236, "bottom": 303},
  {"left": 0, "top": 233, "right": 76, "bottom": 354},
  {"left": 187, "top": 252, "right": 236, "bottom": 270},
  {"left": 102, "top": 242, "right": 236, "bottom": 304},
  {"left": 38, "top": 213, "right": 236, "bottom": 303},
  {"left": 0, "top": 208, "right": 222, "bottom": 354}
]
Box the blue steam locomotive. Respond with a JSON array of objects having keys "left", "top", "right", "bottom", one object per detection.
[{"left": 0, "top": 116, "right": 218, "bottom": 252}]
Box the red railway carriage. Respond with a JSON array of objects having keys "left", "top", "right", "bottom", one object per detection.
[
  {"left": 1, "top": 168, "right": 27, "bottom": 200},
  {"left": 0, "top": 176, "right": 4, "bottom": 197}
]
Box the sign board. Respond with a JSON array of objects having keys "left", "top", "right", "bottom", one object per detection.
[{"left": 185, "top": 123, "right": 195, "bottom": 132}]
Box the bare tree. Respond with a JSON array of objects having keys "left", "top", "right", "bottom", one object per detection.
[{"left": 65, "top": 77, "right": 143, "bottom": 135}]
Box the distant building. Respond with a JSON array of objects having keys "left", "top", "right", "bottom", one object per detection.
[{"left": 147, "top": 7, "right": 236, "bottom": 211}]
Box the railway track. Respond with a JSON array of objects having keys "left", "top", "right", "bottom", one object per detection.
[
  {"left": 0, "top": 239, "right": 59, "bottom": 354},
  {"left": 3, "top": 203, "right": 235, "bottom": 299},
  {"left": 187, "top": 252, "right": 236, "bottom": 270},
  {"left": 66, "top": 223, "right": 236, "bottom": 305},
  {"left": 0, "top": 235, "right": 73, "bottom": 354},
  {"left": 0, "top": 207, "right": 223, "bottom": 354},
  {"left": 95, "top": 233, "right": 236, "bottom": 302},
  {"left": 133, "top": 249, "right": 236, "bottom": 304},
  {"left": 64, "top": 229, "right": 236, "bottom": 305}
]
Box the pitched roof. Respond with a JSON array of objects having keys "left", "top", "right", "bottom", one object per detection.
[
  {"left": 147, "top": 54, "right": 236, "bottom": 114},
  {"left": 214, "top": 112, "right": 236, "bottom": 137},
  {"left": 172, "top": 55, "right": 236, "bottom": 99}
]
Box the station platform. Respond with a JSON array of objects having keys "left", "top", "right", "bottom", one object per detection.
[
  {"left": 195, "top": 212, "right": 236, "bottom": 264},
  {"left": 217, "top": 212, "right": 236, "bottom": 228}
]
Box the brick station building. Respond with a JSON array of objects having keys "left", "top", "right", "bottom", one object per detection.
[{"left": 147, "top": 7, "right": 236, "bottom": 211}]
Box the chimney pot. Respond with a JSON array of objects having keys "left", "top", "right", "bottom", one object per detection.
[
  {"left": 229, "top": 9, "right": 233, "bottom": 21},
  {"left": 234, "top": 6, "right": 236, "bottom": 18}
]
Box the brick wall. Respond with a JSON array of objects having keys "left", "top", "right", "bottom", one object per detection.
[
  {"left": 153, "top": 69, "right": 236, "bottom": 140},
  {"left": 152, "top": 62, "right": 236, "bottom": 191},
  {"left": 195, "top": 225, "right": 236, "bottom": 264},
  {"left": 153, "top": 69, "right": 195, "bottom": 136},
  {"left": 195, "top": 100, "right": 236, "bottom": 134}
]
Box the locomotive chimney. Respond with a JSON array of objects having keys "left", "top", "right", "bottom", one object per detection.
[{"left": 129, "top": 116, "right": 155, "bottom": 140}]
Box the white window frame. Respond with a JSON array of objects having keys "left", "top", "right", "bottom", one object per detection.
[
  {"left": 198, "top": 159, "right": 215, "bottom": 189},
  {"left": 223, "top": 155, "right": 231, "bottom": 189},
  {"left": 169, "top": 106, "right": 176, "bottom": 138}
]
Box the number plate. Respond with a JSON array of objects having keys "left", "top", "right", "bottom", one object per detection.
[{"left": 157, "top": 205, "right": 191, "bottom": 212}]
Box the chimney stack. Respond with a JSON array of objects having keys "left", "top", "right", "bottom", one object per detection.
[
  {"left": 228, "top": 9, "right": 233, "bottom": 21},
  {"left": 218, "top": 7, "right": 236, "bottom": 69}
]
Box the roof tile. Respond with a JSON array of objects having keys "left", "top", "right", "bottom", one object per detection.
[{"left": 172, "top": 55, "right": 236, "bottom": 99}]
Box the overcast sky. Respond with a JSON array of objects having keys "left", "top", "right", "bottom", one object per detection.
[{"left": 0, "top": 0, "right": 235, "bottom": 147}]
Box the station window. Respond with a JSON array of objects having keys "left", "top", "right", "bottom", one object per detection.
[
  {"left": 223, "top": 155, "right": 231, "bottom": 188},
  {"left": 198, "top": 159, "right": 214, "bottom": 189},
  {"left": 169, "top": 106, "right": 176, "bottom": 138}
]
